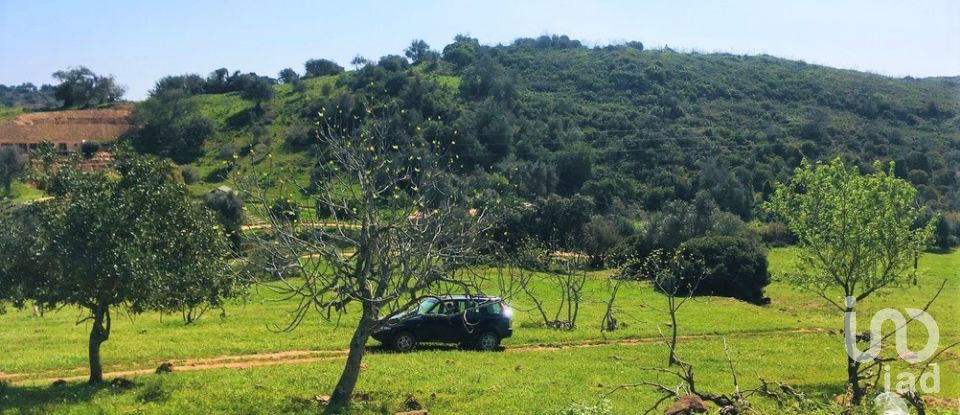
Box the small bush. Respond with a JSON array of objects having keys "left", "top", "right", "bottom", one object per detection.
[
  {"left": 179, "top": 165, "right": 200, "bottom": 185},
  {"left": 271, "top": 198, "right": 300, "bottom": 222},
  {"left": 204, "top": 165, "right": 231, "bottom": 183},
  {"left": 79, "top": 141, "right": 101, "bottom": 159},
  {"left": 284, "top": 124, "right": 315, "bottom": 151},
  {"left": 217, "top": 144, "right": 241, "bottom": 161},
  {"left": 759, "top": 221, "right": 796, "bottom": 247},
  {"left": 681, "top": 236, "right": 771, "bottom": 304},
  {"left": 136, "top": 379, "right": 169, "bottom": 403}
]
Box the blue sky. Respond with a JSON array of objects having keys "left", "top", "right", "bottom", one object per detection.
[{"left": 1, "top": 0, "right": 957, "bottom": 100}]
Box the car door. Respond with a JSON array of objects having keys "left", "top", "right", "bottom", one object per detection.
[
  {"left": 444, "top": 300, "right": 471, "bottom": 342},
  {"left": 411, "top": 298, "right": 446, "bottom": 342}
]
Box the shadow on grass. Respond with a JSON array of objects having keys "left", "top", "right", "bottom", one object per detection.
[
  {"left": 1, "top": 382, "right": 106, "bottom": 413},
  {"left": 366, "top": 343, "right": 505, "bottom": 354},
  {"left": 793, "top": 381, "right": 846, "bottom": 401}
]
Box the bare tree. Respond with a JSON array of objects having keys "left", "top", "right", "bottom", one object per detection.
[
  {"left": 517, "top": 241, "right": 587, "bottom": 330},
  {"left": 849, "top": 281, "right": 956, "bottom": 414},
  {"left": 639, "top": 248, "right": 705, "bottom": 366},
  {"left": 605, "top": 338, "right": 814, "bottom": 415},
  {"left": 601, "top": 274, "right": 626, "bottom": 333},
  {"left": 241, "top": 111, "right": 488, "bottom": 413}
]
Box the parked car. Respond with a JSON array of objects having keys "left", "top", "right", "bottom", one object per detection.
[{"left": 372, "top": 295, "right": 513, "bottom": 352}]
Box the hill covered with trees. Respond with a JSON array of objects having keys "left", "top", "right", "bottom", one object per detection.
[{"left": 10, "top": 35, "right": 958, "bottom": 254}]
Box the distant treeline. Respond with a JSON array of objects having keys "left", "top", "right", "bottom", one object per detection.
[
  {"left": 0, "top": 83, "right": 58, "bottom": 108},
  {"left": 1, "top": 66, "right": 124, "bottom": 109}
]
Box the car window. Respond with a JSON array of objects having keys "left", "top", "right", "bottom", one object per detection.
[
  {"left": 416, "top": 298, "right": 439, "bottom": 315},
  {"left": 440, "top": 300, "right": 465, "bottom": 315},
  {"left": 481, "top": 302, "right": 502, "bottom": 315}
]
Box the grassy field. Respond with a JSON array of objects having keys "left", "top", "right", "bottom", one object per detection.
[
  {"left": 2, "top": 181, "right": 45, "bottom": 204},
  {"left": 1, "top": 248, "right": 957, "bottom": 414}
]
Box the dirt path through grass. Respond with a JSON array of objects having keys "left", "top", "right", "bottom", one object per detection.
[{"left": 3, "top": 327, "right": 832, "bottom": 385}]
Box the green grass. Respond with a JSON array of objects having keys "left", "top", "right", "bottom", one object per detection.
[
  {"left": 0, "top": 106, "right": 25, "bottom": 124},
  {"left": 3, "top": 181, "right": 46, "bottom": 203},
  {"left": 1, "top": 248, "right": 957, "bottom": 414}
]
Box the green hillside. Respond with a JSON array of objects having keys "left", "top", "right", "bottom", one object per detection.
[{"left": 124, "top": 35, "right": 959, "bottom": 245}]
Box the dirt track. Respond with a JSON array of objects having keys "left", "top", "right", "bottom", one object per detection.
[{"left": 3, "top": 327, "right": 832, "bottom": 385}]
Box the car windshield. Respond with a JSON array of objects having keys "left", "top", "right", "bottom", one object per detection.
[{"left": 415, "top": 297, "right": 439, "bottom": 315}]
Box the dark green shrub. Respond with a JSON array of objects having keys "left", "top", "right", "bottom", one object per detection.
[
  {"left": 271, "top": 198, "right": 300, "bottom": 222},
  {"left": 759, "top": 221, "right": 796, "bottom": 247},
  {"left": 204, "top": 188, "right": 245, "bottom": 252},
  {"left": 304, "top": 59, "right": 344, "bottom": 77},
  {"left": 136, "top": 379, "right": 169, "bottom": 403},
  {"left": 284, "top": 123, "right": 315, "bottom": 151},
  {"left": 79, "top": 141, "right": 101, "bottom": 159},
  {"left": 217, "top": 144, "right": 241, "bottom": 161},
  {"left": 681, "top": 236, "right": 771, "bottom": 304},
  {"left": 179, "top": 165, "right": 199, "bottom": 185}
]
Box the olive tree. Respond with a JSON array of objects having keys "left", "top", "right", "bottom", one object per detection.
[
  {"left": 204, "top": 187, "right": 245, "bottom": 253},
  {"left": 242, "top": 112, "right": 488, "bottom": 413},
  {"left": 0, "top": 155, "right": 236, "bottom": 383},
  {"left": 239, "top": 75, "right": 275, "bottom": 110},
  {"left": 766, "top": 158, "right": 934, "bottom": 404},
  {"left": 304, "top": 58, "right": 344, "bottom": 78},
  {"left": 52, "top": 66, "right": 124, "bottom": 108},
  {"left": 0, "top": 146, "right": 28, "bottom": 195}
]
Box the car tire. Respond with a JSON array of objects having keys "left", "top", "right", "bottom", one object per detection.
[
  {"left": 393, "top": 331, "right": 416, "bottom": 352},
  {"left": 477, "top": 331, "right": 500, "bottom": 351}
]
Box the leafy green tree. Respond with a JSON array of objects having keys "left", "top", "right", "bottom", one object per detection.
[
  {"left": 304, "top": 58, "right": 344, "bottom": 77},
  {"left": 459, "top": 54, "right": 515, "bottom": 102},
  {"left": 766, "top": 158, "right": 934, "bottom": 404},
  {"left": 204, "top": 187, "right": 245, "bottom": 253},
  {"left": 131, "top": 90, "right": 214, "bottom": 163},
  {"left": 555, "top": 143, "right": 595, "bottom": 195},
  {"left": 350, "top": 55, "right": 370, "bottom": 69},
  {"left": 442, "top": 34, "right": 480, "bottom": 69},
  {"left": 151, "top": 74, "right": 206, "bottom": 96},
  {"left": 205, "top": 68, "right": 230, "bottom": 93},
  {"left": 277, "top": 68, "right": 300, "bottom": 84},
  {"left": 581, "top": 214, "right": 635, "bottom": 267},
  {"left": 404, "top": 39, "right": 437, "bottom": 64},
  {"left": 0, "top": 155, "right": 235, "bottom": 383},
  {"left": 51, "top": 66, "right": 124, "bottom": 108},
  {"left": 0, "top": 147, "right": 28, "bottom": 195},
  {"left": 239, "top": 75, "right": 275, "bottom": 110}
]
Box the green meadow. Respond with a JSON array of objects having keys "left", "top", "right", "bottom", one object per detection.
[{"left": 1, "top": 248, "right": 957, "bottom": 414}]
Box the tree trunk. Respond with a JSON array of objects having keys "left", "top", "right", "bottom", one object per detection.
[
  {"left": 668, "top": 305, "right": 679, "bottom": 366},
  {"left": 87, "top": 304, "right": 110, "bottom": 384},
  {"left": 325, "top": 305, "right": 375, "bottom": 414},
  {"left": 602, "top": 280, "right": 622, "bottom": 332},
  {"left": 846, "top": 355, "right": 863, "bottom": 405}
]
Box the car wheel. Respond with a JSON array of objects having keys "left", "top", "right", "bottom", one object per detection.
[
  {"left": 477, "top": 331, "right": 500, "bottom": 351},
  {"left": 393, "top": 331, "right": 416, "bottom": 352}
]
